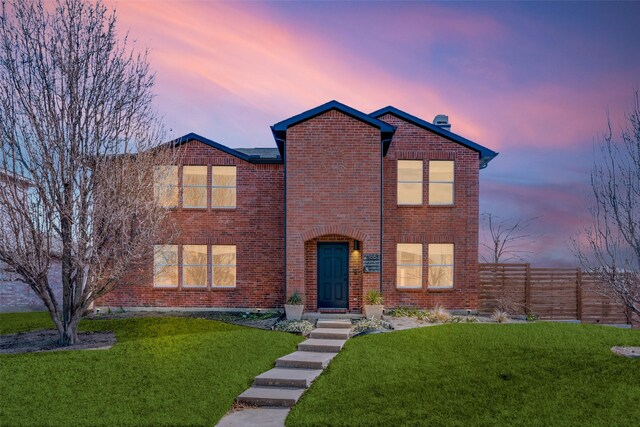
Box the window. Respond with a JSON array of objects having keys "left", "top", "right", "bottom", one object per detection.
[
  {"left": 429, "top": 161, "right": 454, "bottom": 205},
  {"left": 428, "top": 244, "right": 454, "bottom": 288},
  {"left": 212, "top": 166, "right": 236, "bottom": 208},
  {"left": 397, "top": 243, "right": 422, "bottom": 288},
  {"left": 212, "top": 245, "right": 236, "bottom": 287},
  {"left": 183, "top": 166, "right": 208, "bottom": 208},
  {"left": 153, "top": 245, "right": 178, "bottom": 287},
  {"left": 397, "top": 160, "right": 423, "bottom": 205},
  {"left": 183, "top": 245, "right": 208, "bottom": 287},
  {"left": 154, "top": 166, "right": 178, "bottom": 207}
]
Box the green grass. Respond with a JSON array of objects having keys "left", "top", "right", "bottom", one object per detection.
[
  {"left": 0, "top": 311, "right": 54, "bottom": 334},
  {"left": 287, "top": 323, "right": 640, "bottom": 427},
  {"left": 0, "top": 312, "right": 303, "bottom": 426}
]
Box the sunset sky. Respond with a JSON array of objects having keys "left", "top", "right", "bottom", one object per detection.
[{"left": 111, "top": 0, "right": 639, "bottom": 266}]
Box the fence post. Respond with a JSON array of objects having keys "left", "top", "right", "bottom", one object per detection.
[
  {"left": 576, "top": 268, "right": 583, "bottom": 322},
  {"left": 524, "top": 263, "right": 531, "bottom": 315}
]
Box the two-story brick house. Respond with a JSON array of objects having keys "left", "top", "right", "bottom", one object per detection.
[{"left": 99, "top": 101, "right": 497, "bottom": 314}]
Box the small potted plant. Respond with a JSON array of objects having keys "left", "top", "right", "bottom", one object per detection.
[
  {"left": 363, "top": 289, "right": 384, "bottom": 319},
  {"left": 284, "top": 290, "right": 304, "bottom": 320}
]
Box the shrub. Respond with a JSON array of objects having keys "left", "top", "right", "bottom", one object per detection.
[
  {"left": 287, "top": 290, "right": 303, "bottom": 305},
  {"left": 431, "top": 306, "right": 451, "bottom": 323},
  {"left": 492, "top": 309, "right": 510, "bottom": 323},
  {"left": 274, "top": 320, "right": 314, "bottom": 336},
  {"left": 353, "top": 318, "right": 392, "bottom": 334},
  {"left": 366, "top": 290, "right": 383, "bottom": 305}
]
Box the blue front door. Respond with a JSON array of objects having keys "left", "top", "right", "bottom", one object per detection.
[{"left": 317, "top": 242, "right": 349, "bottom": 309}]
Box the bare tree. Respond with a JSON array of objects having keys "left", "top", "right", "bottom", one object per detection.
[
  {"left": 573, "top": 90, "right": 640, "bottom": 319},
  {"left": 480, "top": 213, "right": 539, "bottom": 263},
  {"left": 0, "top": 0, "right": 175, "bottom": 345}
]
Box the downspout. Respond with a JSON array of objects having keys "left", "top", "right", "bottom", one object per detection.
[
  {"left": 283, "top": 144, "right": 287, "bottom": 302},
  {"left": 380, "top": 138, "right": 384, "bottom": 294}
]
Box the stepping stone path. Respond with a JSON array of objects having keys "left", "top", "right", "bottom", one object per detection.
[{"left": 216, "top": 319, "right": 353, "bottom": 427}]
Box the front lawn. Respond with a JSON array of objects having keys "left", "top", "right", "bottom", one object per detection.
[
  {"left": 287, "top": 323, "right": 640, "bottom": 427},
  {"left": 0, "top": 312, "right": 302, "bottom": 426}
]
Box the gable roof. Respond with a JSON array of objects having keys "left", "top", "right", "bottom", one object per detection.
[
  {"left": 170, "top": 133, "right": 282, "bottom": 164},
  {"left": 271, "top": 100, "right": 397, "bottom": 157},
  {"left": 370, "top": 106, "right": 498, "bottom": 168}
]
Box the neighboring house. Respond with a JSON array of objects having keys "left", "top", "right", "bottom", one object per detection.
[
  {"left": 99, "top": 101, "right": 497, "bottom": 313},
  {"left": 0, "top": 169, "right": 62, "bottom": 312}
]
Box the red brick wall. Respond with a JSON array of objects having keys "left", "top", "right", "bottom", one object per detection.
[
  {"left": 285, "top": 110, "right": 382, "bottom": 309},
  {"left": 380, "top": 114, "right": 480, "bottom": 310},
  {"left": 98, "top": 140, "right": 285, "bottom": 309},
  {"left": 98, "top": 110, "right": 484, "bottom": 312}
]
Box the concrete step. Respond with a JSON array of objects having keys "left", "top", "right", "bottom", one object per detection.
[
  {"left": 310, "top": 328, "right": 352, "bottom": 340},
  {"left": 298, "top": 338, "right": 346, "bottom": 353},
  {"left": 237, "top": 386, "right": 304, "bottom": 408},
  {"left": 254, "top": 368, "right": 322, "bottom": 388},
  {"left": 316, "top": 319, "right": 353, "bottom": 329},
  {"left": 276, "top": 351, "right": 338, "bottom": 369}
]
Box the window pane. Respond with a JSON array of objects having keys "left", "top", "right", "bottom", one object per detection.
[
  {"left": 397, "top": 266, "right": 422, "bottom": 288},
  {"left": 428, "top": 244, "right": 454, "bottom": 265},
  {"left": 213, "top": 166, "right": 237, "bottom": 186},
  {"left": 154, "top": 166, "right": 178, "bottom": 207},
  {"left": 398, "top": 160, "right": 423, "bottom": 182},
  {"left": 429, "top": 183, "right": 454, "bottom": 205},
  {"left": 154, "top": 265, "right": 178, "bottom": 287},
  {"left": 184, "top": 187, "right": 207, "bottom": 208},
  {"left": 213, "top": 245, "right": 236, "bottom": 265},
  {"left": 183, "top": 245, "right": 207, "bottom": 264},
  {"left": 154, "top": 245, "right": 178, "bottom": 265},
  {"left": 183, "top": 265, "right": 207, "bottom": 287},
  {"left": 153, "top": 245, "right": 178, "bottom": 287},
  {"left": 213, "top": 266, "right": 236, "bottom": 287},
  {"left": 398, "top": 182, "right": 422, "bottom": 205},
  {"left": 183, "top": 166, "right": 207, "bottom": 186},
  {"left": 429, "top": 265, "right": 453, "bottom": 288},
  {"left": 397, "top": 244, "right": 422, "bottom": 265},
  {"left": 156, "top": 186, "right": 178, "bottom": 207},
  {"left": 213, "top": 188, "right": 236, "bottom": 207},
  {"left": 154, "top": 166, "right": 178, "bottom": 186},
  {"left": 429, "top": 161, "right": 454, "bottom": 182}
]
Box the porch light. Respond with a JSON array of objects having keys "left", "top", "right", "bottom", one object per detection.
[{"left": 354, "top": 240, "right": 360, "bottom": 251}]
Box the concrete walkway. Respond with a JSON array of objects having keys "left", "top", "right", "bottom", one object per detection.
[{"left": 216, "top": 319, "right": 353, "bottom": 427}]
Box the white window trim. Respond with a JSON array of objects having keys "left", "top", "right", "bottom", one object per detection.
[
  {"left": 154, "top": 166, "right": 179, "bottom": 208},
  {"left": 212, "top": 245, "right": 237, "bottom": 288},
  {"left": 396, "top": 243, "right": 423, "bottom": 289},
  {"left": 182, "top": 166, "right": 208, "bottom": 209},
  {"left": 428, "top": 160, "right": 454, "bottom": 206},
  {"left": 212, "top": 166, "right": 237, "bottom": 209},
  {"left": 182, "top": 245, "right": 208, "bottom": 288},
  {"left": 397, "top": 160, "right": 423, "bottom": 206},
  {"left": 428, "top": 244, "right": 454, "bottom": 289},
  {"left": 153, "top": 245, "right": 178, "bottom": 288}
]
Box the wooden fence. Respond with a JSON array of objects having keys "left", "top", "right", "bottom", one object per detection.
[{"left": 478, "top": 263, "right": 634, "bottom": 325}]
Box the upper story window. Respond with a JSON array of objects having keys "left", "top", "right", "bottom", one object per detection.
[
  {"left": 154, "top": 166, "right": 178, "bottom": 207},
  {"left": 212, "top": 166, "right": 237, "bottom": 208},
  {"left": 397, "top": 243, "right": 422, "bottom": 288},
  {"left": 397, "top": 160, "right": 423, "bottom": 205},
  {"left": 153, "top": 244, "right": 178, "bottom": 287},
  {"left": 428, "top": 244, "right": 454, "bottom": 288},
  {"left": 183, "top": 166, "right": 208, "bottom": 209},
  {"left": 428, "top": 161, "right": 454, "bottom": 205}
]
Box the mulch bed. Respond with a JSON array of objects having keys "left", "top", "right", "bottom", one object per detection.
[{"left": 0, "top": 330, "right": 116, "bottom": 355}]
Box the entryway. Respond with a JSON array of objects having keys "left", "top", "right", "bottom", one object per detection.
[{"left": 317, "top": 242, "right": 349, "bottom": 309}]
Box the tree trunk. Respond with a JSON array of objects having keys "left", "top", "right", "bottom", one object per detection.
[{"left": 59, "top": 311, "right": 82, "bottom": 346}]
